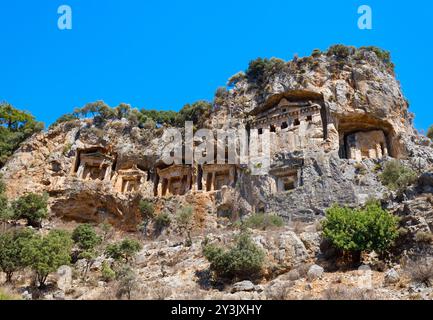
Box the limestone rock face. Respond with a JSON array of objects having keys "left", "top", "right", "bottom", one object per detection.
[
  {"left": 1, "top": 48, "right": 433, "bottom": 228},
  {"left": 57, "top": 265, "right": 73, "bottom": 292}
]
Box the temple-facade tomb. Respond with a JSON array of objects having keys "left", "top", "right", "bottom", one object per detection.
[
  {"left": 156, "top": 165, "right": 193, "bottom": 197},
  {"left": 252, "top": 98, "right": 322, "bottom": 134},
  {"left": 344, "top": 130, "right": 388, "bottom": 161},
  {"left": 112, "top": 165, "right": 146, "bottom": 194},
  {"left": 73, "top": 147, "right": 115, "bottom": 182},
  {"left": 250, "top": 91, "right": 327, "bottom": 153},
  {"left": 202, "top": 164, "right": 236, "bottom": 192}
]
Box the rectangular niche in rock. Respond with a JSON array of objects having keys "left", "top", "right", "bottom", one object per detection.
[
  {"left": 344, "top": 130, "right": 388, "bottom": 161},
  {"left": 202, "top": 164, "right": 236, "bottom": 192},
  {"left": 113, "top": 165, "right": 146, "bottom": 194},
  {"left": 269, "top": 167, "right": 301, "bottom": 193},
  {"left": 74, "top": 147, "right": 115, "bottom": 182},
  {"left": 156, "top": 165, "right": 193, "bottom": 197}
]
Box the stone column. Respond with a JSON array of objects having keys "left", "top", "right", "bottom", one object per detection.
[
  {"left": 376, "top": 144, "right": 383, "bottom": 159},
  {"left": 166, "top": 178, "right": 172, "bottom": 196},
  {"left": 77, "top": 164, "right": 85, "bottom": 179},
  {"left": 211, "top": 172, "right": 216, "bottom": 191},
  {"left": 229, "top": 167, "right": 235, "bottom": 186},
  {"left": 104, "top": 166, "right": 112, "bottom": 181},
  {"left": 186, "top": 173, "right": 191, "bottom": 192}
]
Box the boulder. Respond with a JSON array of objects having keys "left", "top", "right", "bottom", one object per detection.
[
  {"left": 231, "top": 280, "right": 255, "bottom": 293},
  {"left": 384, "top": 268, "right": 400, "bottom": 285},
  {"left": 307, "top": 264, "right": 324, "bottom": 281}
]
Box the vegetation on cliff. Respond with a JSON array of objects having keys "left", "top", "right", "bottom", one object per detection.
[
  {"left": 322, "top": 201, "right": 399, "bottom": 263},
  {"left": 0, "top": 102, "right": 44, "bottom": 167},
  {"left": 203, "top": 229, "right": 265, "bottom": 281},
  {"left": 427, "top": 126, "right": 433, "bottom": 141},
  {"left": 51, "top": 100, "right": 212, "bottom": 129},
  {"left": 379, "top": 160, "right": 418, "bottom": 192}
]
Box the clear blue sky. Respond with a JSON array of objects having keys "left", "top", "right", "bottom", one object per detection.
[{"left": 0, "top": 0, "right": 432, "bottom": 131}]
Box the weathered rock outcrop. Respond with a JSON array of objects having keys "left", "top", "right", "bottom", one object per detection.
[{"left": 1, "top": 47, "right": 433, "bottom": 228}]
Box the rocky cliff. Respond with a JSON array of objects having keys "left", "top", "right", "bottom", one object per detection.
[
  {"left": 2, "top": 46, "right": 432, "bottom": 230},
  {"left": 2, "top": 45, "right": 433, "bottom": 301}
]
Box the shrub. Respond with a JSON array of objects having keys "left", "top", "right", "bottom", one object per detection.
[
  {"left": 311, "top": 49, "right": 322, "bottom": 57},
  {"left": 176, "top": 206, "right": 194, "bottom": 246},
  {"left": 327, "top": 45, "right": 354, "bottom": 59},
  {"left": 176, "top": 100, "right": 212, "bottom": 126},
  {"left": 62, "top": 143, "right": 72, "bottom": 155},
  {"left": 99, "top": 222, "right": 114, "bottom": 241},
  {"left": 12, "top": 193, "right": 48, "bottom": 227},
  {"left": 0, "top": 189, "right": 13, "bottom": 231},
  {"left": 72, "top": 224, "right": 102, "bottom": 251},
  {"left": 427, "top": 126, "right": 433, "bottom": 141},
  {"left": 155, "top": 212, "right": 171, "bottom": 230},
  {"left": 105, "top": 239, "right": 142, "bottom": 263},
  {"left": 116, "top": 265, "right": 138, "bottom": 300},
  {"left": 379, "top": 160, "right": 417, "bottom": 191},
  {"left": 244, "top": 213, "right": 284, "bottom": 230},
  {"left": 245, "top": 57, "right": 286, "bottom": 85},
  {"left": 139, "top": 200, "right": 155, "bottom": 237},
  {"left": 0, "top": 228, "right": 34, "bottom": 282},
  {"left": 101, "top": 261, "right": 116, "bottom": 282},
  {"left": 321, "top": 201, "right": 399, "bottom": 263},
  {"left": 360, "top": 46, "right": 394, "bottom": 71},
  {"left": 22, "top": 230, "right": 73, "bottom": 288},
  {"left": 227, "top": 72, "right": 246, "bottom": 87},
  {"left": 202, "top": 230, "right": 265, "bottom": 280}
]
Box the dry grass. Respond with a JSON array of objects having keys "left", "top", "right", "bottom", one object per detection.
[
  {"left": 322, "top": 286, "right": 377, "bottom": 300},
  {"left": 406, "top": 259, "right": 433, "bottom": 287},
  {"left": 150, "top": 282, "right": 173, "bottom": 300},
  {"left": 265, "top": 282, "right": 293, "bottom": 300},
  {"left": 0, "top": 286, "right": 21, "bottom": 300},
  {"left": 290, "top": 221, "right": 306, "bottom": 234},
  {"left": 415, "top": 231, "right": 433, "bottom": 244}
]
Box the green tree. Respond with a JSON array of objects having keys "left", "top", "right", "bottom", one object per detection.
[
  {"left": 427, "top": 126, "right": 433, "bottom": 141},
  {"left": 321, "top": 201, "right": 399, "bottom": 264},
  {"left": 22, "top": 230, "right": 73, "bottom": 288},
  {"left": 176, "top": 101, "right": 212, "bottom": 127},
  {"left": 72, "top": 224, "right": 102, "bottom": 251},
  {"left": 176, "top": 206, "right": 194, "bottom": 246},
  {"left": 203, "top": 229, "right": 265, "bottom": 280},
  {"left": 0, "top": 102, "right": 44, "bottom": 167},
  {"left": 0, "top": 178, "right": 13, "bottom": 232},
  {"left": 116, "top": 265, "right": 137, "bottom": 300},
  {"left": 0, "top": 228, "right": 34, "bottom": 282},
  {"left": 245, "top": 57, "right": 286, "bottom": 86},
  {"left": 72, "top": 224, "right": 102, "bottom": 277},
  {"left": 105, "top": 239, "right": 142, "bottom": 263},
  {"left": 138, "top": 200, "right": 155, "bottom": 238},
  {"left": 12, "top": 193, "right": 48, "bottom": 227}
]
